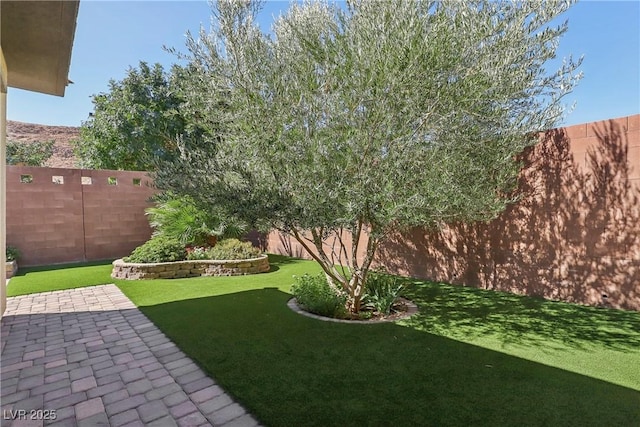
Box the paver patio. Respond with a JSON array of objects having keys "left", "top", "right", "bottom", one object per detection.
[{"left": 1, "top": 284, "right": 260, "bottom": 427}]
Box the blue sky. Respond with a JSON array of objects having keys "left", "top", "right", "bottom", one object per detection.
[{"left": 6, "top": 0, "right": 640, "bottom": 128}]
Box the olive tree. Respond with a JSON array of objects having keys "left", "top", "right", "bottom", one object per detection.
[{"left": 156, "top": 0, "right": 581, "bottom": 312}]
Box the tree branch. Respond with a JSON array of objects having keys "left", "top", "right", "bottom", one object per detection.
[{"left": 292, "top": 227, "right": 345, "bottom": 286}]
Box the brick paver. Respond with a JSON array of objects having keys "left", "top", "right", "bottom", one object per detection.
[{"left": 1, "top": 285, "right": 260, "bottom": 426}]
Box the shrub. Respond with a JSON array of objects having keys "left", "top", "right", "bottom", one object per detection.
[
  {"left": 124, "top": 236, "right": 187, "bottom": 263},
  {"left": 7, "top": 140, "right": 54, "bottom": 166},
  {"left": 186, "top": 246, "right": 211, "bottom": 260},
  {"left": 363, "top": 272, "right": 404, "bottom": 315},
  {"left": 6, "top": 246, "right": 20, "bottom": 261},
  {"left": 291, "top": 273, "right": 348, "bottom": 319},
  {"left": 208, "top": 239, "right": 261, "bottom": 260}
]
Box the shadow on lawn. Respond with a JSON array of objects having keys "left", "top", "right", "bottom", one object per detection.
[
  {"left": 267, "top": 253, "right": 305, "bottom": 266},
  {"left": 378, "top": 119, "right": 640, "bottom": 310},
  {"left": 400, "top": 280, "right": 640, "bottom": 353},
  {"left": 265, "top": 254, "right": 304, "bottom": 273},
  {"left": 140, "top": 287, "right": 640, "bottom": 427}
]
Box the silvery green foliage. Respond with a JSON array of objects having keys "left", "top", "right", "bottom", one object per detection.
[{"left": 156, "top": 0, "right": 581, "bottom": 311}]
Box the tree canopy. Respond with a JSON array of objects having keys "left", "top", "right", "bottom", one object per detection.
[
  {"left": 6, "top": 140, "right": 54, "bottom": 166},
  {"left": 74, "top": 61, "right": 201, "bottom": 171},
  {"left": 155, "top": 0, "right": 582, "bottom": 312}
]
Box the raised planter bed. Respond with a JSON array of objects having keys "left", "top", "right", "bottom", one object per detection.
[
  {"left": 6, "top": 261, "right": 18, "bottom": 279},
  {"left": 111, "top": 254, "right": 270, "bottom": 280}
]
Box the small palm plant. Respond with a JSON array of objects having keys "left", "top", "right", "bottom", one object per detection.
[{"left": 145, "top": 194, "right": 247, "bottom": 246}]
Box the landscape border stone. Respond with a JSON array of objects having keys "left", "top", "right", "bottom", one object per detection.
[{"left": 287, "top": 297, "right": 419, "bottom": 324}]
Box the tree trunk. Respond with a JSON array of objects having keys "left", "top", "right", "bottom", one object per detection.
[
  {"left": 325, "top": 273, "right": 343, "bottom": 295},
  {"left": 289, "top": 226, "right": 381, "bottom": 314},
  {"left": 346, "top": 270, "right": 366, "bottom": 313},
  {"left": 206, "top": 235, "right": 218, "bottom": 247}
]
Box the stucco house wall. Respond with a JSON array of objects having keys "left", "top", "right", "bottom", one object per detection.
[{"left": 1, "top": 0, "right": 80, "bottom": 317}]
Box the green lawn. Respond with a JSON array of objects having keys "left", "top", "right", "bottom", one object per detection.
[{"left": 7, "top": 255, "right": 640, "bottom": 426}]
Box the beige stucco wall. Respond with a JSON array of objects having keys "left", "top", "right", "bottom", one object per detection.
[
  {"left": 0, "top": 1, "right": 79, "bottom": 321},
  {"left": 1, "top": 1, "right": 80, "bottom": 97},
  {"left": 1, "top": 46, "right": 8, "bottom": 316}
]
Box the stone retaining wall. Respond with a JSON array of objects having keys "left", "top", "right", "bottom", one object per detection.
[
  {"left": 111, "top": 254, "right": 270, "bottom": 280},
  {"left": 5, "top": 261, "right": 18, "bottom": 279}
]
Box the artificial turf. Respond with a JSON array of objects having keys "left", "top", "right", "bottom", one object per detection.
[
  {"left": 7, "top": 260, "right": 116, "bottom": 296},
  {"left": 6, "top": 255, "right": 640, "bottom": 426}
]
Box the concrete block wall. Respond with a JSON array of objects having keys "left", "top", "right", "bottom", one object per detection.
[
  {"left": 6, "top": 166, "right": 155, "bottom": 266},
  {"left": 80, "top": 170, "right": 155, "bottom": 261},
  {"left": 267, "top": 114, "right": 640, "bottom": 311}
]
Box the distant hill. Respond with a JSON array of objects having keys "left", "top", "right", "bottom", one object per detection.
[{"left": 6, "top": 120, "right": 80, "bottom": 168}]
